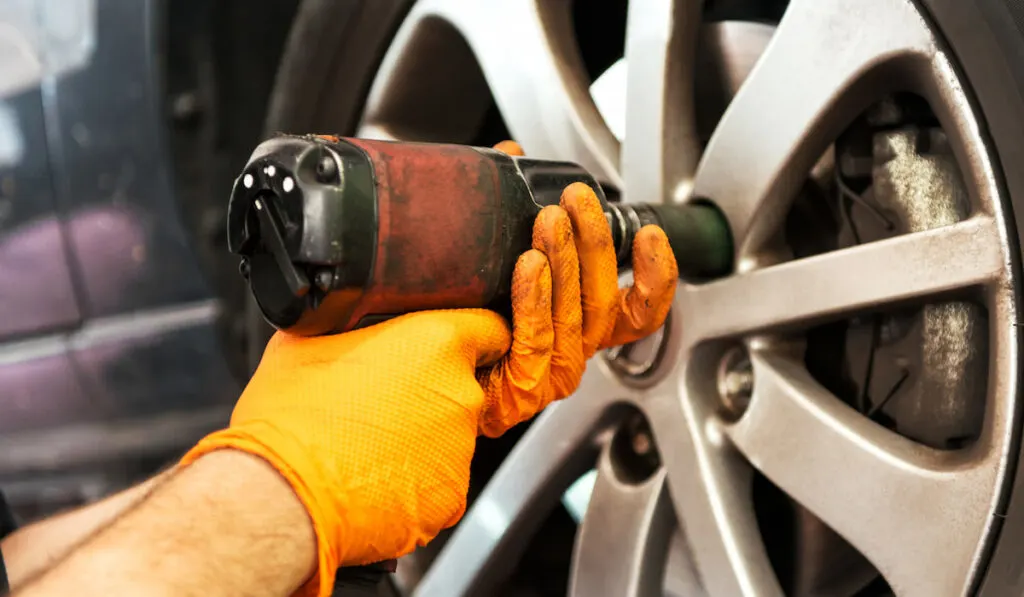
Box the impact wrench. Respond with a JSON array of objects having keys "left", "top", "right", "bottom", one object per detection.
[{"left": 226, "top": 134, "right": 735, "bottom": 594}]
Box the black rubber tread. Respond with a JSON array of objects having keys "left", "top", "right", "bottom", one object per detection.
[
  {"left": 919, "top": 1, "right": 1024, "bottom": 593},
  {"left": 264, "top": 0, "right": 413, "bottom": 135},
  {"left": 246, "top": 0, "right": 414, "bottom": 369}
]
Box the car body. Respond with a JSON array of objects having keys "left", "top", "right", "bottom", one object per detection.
[{"left": 0, "top": 0, "right": 297, "bottom": 520}]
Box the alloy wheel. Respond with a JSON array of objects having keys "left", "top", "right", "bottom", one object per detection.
[{"left": 355, "top": 0, "right": 1021, "bottom": 595}]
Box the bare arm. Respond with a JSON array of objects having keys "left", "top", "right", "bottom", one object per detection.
[
  {"left": 2, "top": 470, "right": 171, "bottom": 589},
  {"left": 12, "top": 450, "right": 315, "bottom": 597}
]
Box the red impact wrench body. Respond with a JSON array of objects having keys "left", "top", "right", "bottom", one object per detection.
[{"left": 226, "top": 135, "right": 734, "bottom": 593}]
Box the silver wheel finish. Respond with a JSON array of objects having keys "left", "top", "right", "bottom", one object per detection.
[{"left": 358, "top": 1, "right": 1020, "bottom": 595}]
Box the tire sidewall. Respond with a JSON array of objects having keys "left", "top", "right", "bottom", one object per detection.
[
  {"left": 246, "top": 0, "right": 414, "bottom": 371},
  {"left": 920, "top": 0, "right": 1024, "bottom": 593}
]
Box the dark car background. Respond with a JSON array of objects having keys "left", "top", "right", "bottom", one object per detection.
[{"left": 0, "top": 0, "right": 299, "bottom": 523}]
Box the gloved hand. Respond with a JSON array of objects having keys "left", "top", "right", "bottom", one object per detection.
[
  {"left": 180, "top": 142, "right": 678, "bottom": 597},
  {"left": 476, "top": 142, "right": 678, "bottom": 435}
]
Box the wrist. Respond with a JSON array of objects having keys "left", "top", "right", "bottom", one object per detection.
[
  {"left": 183, "top": 426, "right": 339, "bottom": 595},
  {"left": 165, "top": 448, "right": 320, "bottom": 593},
  {"left": 16, "top": 445, "right": 319, "bottom": 597}
]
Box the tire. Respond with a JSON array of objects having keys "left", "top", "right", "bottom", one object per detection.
[
  {"left": 921, "top": 1, "right": 1024, "bottom": 593},
  {"left": 245, "top": 0, "right": 414, "bottom": 371}
]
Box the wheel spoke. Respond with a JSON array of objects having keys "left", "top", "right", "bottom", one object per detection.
[
  {"left": 622, "top": 0, "right": 702, "bottom": 204},
  {"left": 724, "top": 350, "right": 994, "bottom": 595},
  {"left": 361, "top": 0, "right": 621, "bottom": 185},
  {"left": 413, "top": 365, "right": 633, "bottom": 597},
  {"left": 681, "top": 217, "right": 1004, "bottom": 344},
  {"left": 568, "top": 462, "right": 672, "bottom": 597},
  {"left": 642, "top": 369, "right": 783, "bottom": 597},
  {"left": 694, "top": 0, "right": 937, "bottom": 258},
  {"left": 664, "top": 529, "right": 708, "bottom": 597}
]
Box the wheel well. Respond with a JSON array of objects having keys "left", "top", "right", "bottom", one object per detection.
[{"left": 160, "top": 0, "right": 300, "bottom": 380}]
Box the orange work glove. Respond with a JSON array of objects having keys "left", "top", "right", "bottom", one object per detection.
[{"left": 180, "top": 142, "right": 678, "bottom": 597}]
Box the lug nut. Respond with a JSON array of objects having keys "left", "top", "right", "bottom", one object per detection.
[
  {"left": 723, "top": 369, "right": 753, "bottom": 397},
  {"left": 717, "top": 346, "right": 753, "bottom": 419},
  {"left": 631, "top": 431, "right": 652, "bottom": 456},
  {"left": 610, "top": 413, "right": 661, "bottom": 484}
]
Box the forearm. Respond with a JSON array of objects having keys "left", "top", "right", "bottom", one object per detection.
[
  {"left": 13, "top": 450, "right": 316, "bottom": 597},
  {"left": 2, "top": 470, "right": 171, "bottom": 589}
]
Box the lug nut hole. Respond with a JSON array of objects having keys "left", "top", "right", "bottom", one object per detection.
[{"left": 609, "top": 412, "right": 661, "bottom": 485}]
